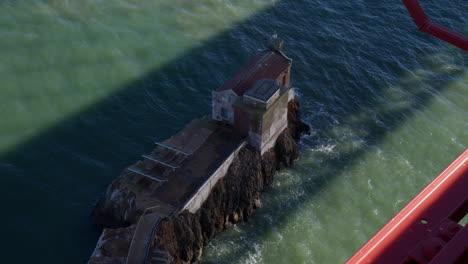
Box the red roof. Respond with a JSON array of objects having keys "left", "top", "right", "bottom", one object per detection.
[{"left": 218, "top": 50, "right": 292, "bottom": 95}]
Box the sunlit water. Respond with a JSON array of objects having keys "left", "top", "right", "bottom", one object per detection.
[{"left": 0, "top": 0, "right": 466, "bottom": 263}]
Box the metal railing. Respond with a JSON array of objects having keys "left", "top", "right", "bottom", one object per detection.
[{"left": 127, "top": 167, "right": 167, "bottom": 182}]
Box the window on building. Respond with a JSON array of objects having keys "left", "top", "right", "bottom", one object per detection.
[{"left": 221, "top": 107, "right": 228, "bottom": 119}]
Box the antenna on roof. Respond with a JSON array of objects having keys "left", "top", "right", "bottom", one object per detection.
[{"left": 268, "top": 33, "right": 284, "bottom": 52}]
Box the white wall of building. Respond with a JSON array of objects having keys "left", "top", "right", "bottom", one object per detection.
[
  {"left": 182, "top": 141, "right": 247, "bottom": 213},
  {"left": 212, "top": 90, "right": 237, "bottom": 124}
]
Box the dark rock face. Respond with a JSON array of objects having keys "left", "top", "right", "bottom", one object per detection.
[
  {"left": 92, "top": 166, "right": 167, "bottom": 228},
  {"left": 151, "top": 99, "right": 309, "bottom": 263},
  {"left": 287, "top": 99, "right": 310, "bottom": 141},
  {"left": 89, "top": 225, "right": 136, "bottom": 264},
  {"left": 92, "top": 177, "right": 138, "bottom": 228}
]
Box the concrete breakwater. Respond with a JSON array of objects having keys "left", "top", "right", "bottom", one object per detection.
[{"left": 89, "top": 40, "right": 309, "bottom": 264}]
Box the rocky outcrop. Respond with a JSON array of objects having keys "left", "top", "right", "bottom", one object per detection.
[
  {"left": 89, "top": 99, "right": 309, "bottom": 263},
  {"left": 89, "top": 225, "right": 136, "bottom": 264},
  {"left": 92, "top": 168, "right": 167, "bottom": 228},
  {"left": 150, "top": 100, "right": 309, "bottom": 263},
  {"left": 92, "top": 177, "right": 138, "bottom": 228},
  {"left": 287, "top": 99, "right": 310, "bottom": 141}
]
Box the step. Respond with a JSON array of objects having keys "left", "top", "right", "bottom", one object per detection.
[
  {"left": 142, "top": 155, "right": 179, "bottom": 170},
  {"left": 155, "top": 142, "right": 190, "bottom": 156},
  {"left": 127, "top": 167, "right": 167, "bottom": 182},
  {"left": 145, "top": 201, "right": 176, "bottom": 216}
]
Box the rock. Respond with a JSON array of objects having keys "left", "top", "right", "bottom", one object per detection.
[
  {"left": 91, "top": 176, "right": 138, "bottom": 228},
  {"left": 287, "top": 99, "right": 310, "bottom": 140},
  {"left": 253, "top": 198, "right": 261, "bottom": 209},
  {"left": 88, "top": 225, "right": 135, "bottom": 264},
  {"left": 92, "top": 166, "right": 167, "bottom": 228}
]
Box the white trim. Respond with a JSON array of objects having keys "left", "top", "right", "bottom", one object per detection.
[{"left": 181, "top": 140, "right": 247, "bottom": 213}]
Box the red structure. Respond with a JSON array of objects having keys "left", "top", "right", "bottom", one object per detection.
[
  {"left": 345, "top": 148, "right": 468, "bottom": 264},
  {"left": 402, "top": 0, "right": 468, "bottom": 51}
]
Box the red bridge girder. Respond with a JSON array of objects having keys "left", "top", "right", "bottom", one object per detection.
[
  {"left": 402, "top": 0, "right": 468, "bottom": 51},
  {"left": 345, "top": 149, "right": 468, "bottom": 264}
]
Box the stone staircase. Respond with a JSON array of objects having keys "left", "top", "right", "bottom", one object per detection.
[
  {"left": 128, "top": 143, "right": 190, "bottom": 182},
  {"left": 126, "top": 202, "right": 176, "bottom": 264}
]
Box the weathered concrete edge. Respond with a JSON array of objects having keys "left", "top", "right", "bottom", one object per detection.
[{"left": 181, "top": 140, "right": 247, "bottom": 213}]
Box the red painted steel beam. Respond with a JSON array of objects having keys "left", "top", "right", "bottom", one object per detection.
[
  {"left": 345, "top": 148, "right": 468, "bottom": 264},
  {"left": 402, "top": 0, "right": 468, "bottom": 51}
]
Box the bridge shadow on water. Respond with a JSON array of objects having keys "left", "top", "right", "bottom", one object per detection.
[{"left": 0, "top": 0, "right": 465, "bottom": 263}]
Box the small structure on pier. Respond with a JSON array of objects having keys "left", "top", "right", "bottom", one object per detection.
[{"left": 212, "top": 36, "right": 294, "bottom": 153}]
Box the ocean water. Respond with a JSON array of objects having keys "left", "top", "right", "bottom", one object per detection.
[{"left": 0, "top": 0, "right": 466, "bottom": 263}]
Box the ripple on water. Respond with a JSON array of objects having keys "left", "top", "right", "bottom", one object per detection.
[{"left": 1, "top": 0, "right": 467, "bottom": 263}]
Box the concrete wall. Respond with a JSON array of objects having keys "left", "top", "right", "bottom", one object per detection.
[
  {"left": 248, "top": 88, "right": 291, "bottom": 154},
  {"left": 265, "top": 89, "right": 281, "bottom": 109},
  {"left": 233, "top": 105, "right": 251, "bottom": 136},
  {"left": 248, "top": 130, "right": 262, "bottom": 150},
  {"left": 261, "top": 90, "right": 288, "bottom": 142},
  {"left": 212, "top": 90, "right": 237, "bottom": 124},
  {"left": 182, "top": 141, "right": 247, "bottom": 213},
  {"left": 243, "top": 95, "right": 266, "bottom": 109},
  {"left": 260, "top": 121, "right": 287, "bottom": 155}
]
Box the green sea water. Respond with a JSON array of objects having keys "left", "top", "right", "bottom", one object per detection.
[{"left": 0, "top": 0, "right": 466, "bottom": 263}]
